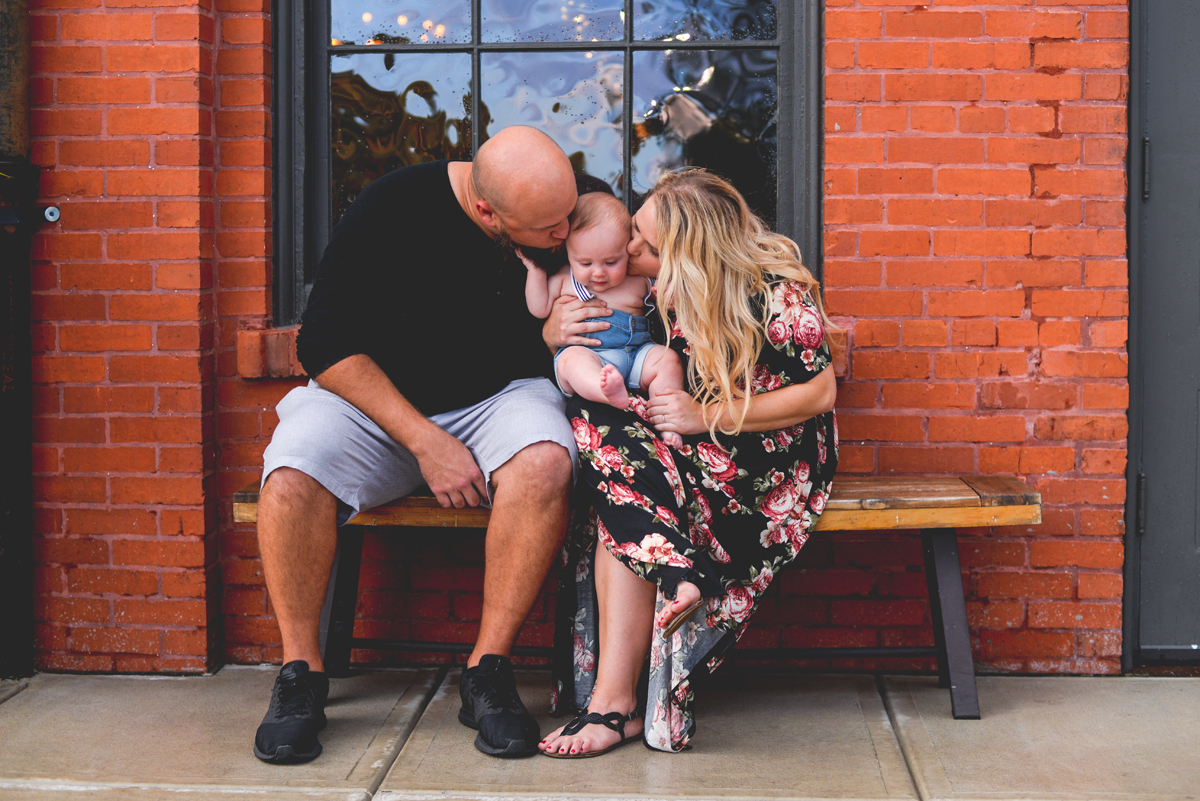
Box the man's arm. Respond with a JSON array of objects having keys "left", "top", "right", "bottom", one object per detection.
[{"left": 314, "top": 354, "right": 489, "bottom": 509}]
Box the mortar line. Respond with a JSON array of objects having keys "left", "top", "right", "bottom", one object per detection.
[{"left": 876, "top": 674, "right": 930, "bottom": 801}]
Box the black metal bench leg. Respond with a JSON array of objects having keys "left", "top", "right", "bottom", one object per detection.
[
  {"left": 319, "top": 526, "right": 364, "bottom": 678},
  {"left": 922, "top": 528, "right": 981, "bottom": 720}
]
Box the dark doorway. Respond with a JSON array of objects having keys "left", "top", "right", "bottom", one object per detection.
[{"left": 1128, "top": 0, "right": 1200, "bottom": 666}]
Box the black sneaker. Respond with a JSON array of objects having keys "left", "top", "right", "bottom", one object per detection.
[
  {"left": 253, "top": 660, "right": 329, "bottom": 764},
  {"left": 458, "top": 654, "right": 540, "bottom": 757}
]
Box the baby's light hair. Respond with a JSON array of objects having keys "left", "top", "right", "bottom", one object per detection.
[{"left": 568, "top": 192, "right": 631, "bottom": 238}]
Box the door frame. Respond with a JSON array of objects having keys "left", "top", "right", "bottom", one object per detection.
[{"left": 1122, "top": 0, "right": 1144, "bottom": 673}]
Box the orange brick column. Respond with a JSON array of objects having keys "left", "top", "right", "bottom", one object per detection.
[
  {"left": 29, "top": 1, "right": 220, "bottom": 673},
  {"left": 824, "top": 3, "right": 1128, "bottom": 673}
]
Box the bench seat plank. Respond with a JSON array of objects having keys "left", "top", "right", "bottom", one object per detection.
[{"left": 233, "top": 476, "right": 1041, "bottom": 530}]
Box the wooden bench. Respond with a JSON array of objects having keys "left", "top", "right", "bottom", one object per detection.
[{"left": 234, "top": 475, "right": 1041, "bottom": 720}]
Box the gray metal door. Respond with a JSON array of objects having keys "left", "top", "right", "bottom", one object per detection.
[{"left": 1134, "top": 0, "right": 1200, "bottom": 664}]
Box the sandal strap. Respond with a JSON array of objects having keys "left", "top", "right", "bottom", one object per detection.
[{"left": 560, "top": 708, "right": 639, "bottom": 738}]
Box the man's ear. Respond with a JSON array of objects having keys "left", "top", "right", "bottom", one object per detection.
[{"left": 477, "top": 200, "right": 501, "bottom": 231}]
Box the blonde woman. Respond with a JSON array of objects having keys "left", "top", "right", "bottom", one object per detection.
[{"left": 540, "top": 169, "right": 839, "bottom": 757}]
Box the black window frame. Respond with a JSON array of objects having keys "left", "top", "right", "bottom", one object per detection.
[{"left": 272, "top": 0, "right": 823, "bottom": 325}]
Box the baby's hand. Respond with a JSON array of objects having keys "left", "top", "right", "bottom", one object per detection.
[{"left": 515, "top": 248, "right": 539, "bottom": 271}]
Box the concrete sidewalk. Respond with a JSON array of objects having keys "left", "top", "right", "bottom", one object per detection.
[{"left": 0, "top": 667, "right": 1197, "bottom": 801}]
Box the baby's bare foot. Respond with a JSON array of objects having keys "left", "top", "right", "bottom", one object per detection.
[
  {"left": 599, "top": 365, "right": 631, "bottom": 409},
  {"left": 661, "top": 431, "right": 683, "bottom": 448}
]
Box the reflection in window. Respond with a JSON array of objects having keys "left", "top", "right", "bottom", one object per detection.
[
  {"left": 481, "top": 51, "right": 625, "bottom": 196},
  {"left": 331, "top": 1, "right": 471, "bottom": 45},
  {"left": 330, "top": 53, "right": 472, "bottom": 224},
  {"left": 632, "top": 49, "right": 777, "bottom": 228},
  {"left": 481, "top": 0, "right": 624, "bottom": 43},
  {"left": 634, "top": 0, "right": 777, "bottom": 42}
]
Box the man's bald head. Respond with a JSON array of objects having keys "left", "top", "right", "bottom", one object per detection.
[{"left": 470, "top": 126, "right": 577, "bottom": 249}]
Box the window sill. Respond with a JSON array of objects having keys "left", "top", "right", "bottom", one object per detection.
[{"left": 237, "top": 326, "right": 306, "bottom": 379}]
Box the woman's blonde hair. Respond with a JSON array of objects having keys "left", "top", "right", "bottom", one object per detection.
[{"left": 647, "top": 168, "right": 834, "bottom": 438}]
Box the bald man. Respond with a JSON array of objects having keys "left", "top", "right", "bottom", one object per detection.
[{"left": 252, "top": 127, "right": 594, "bottom": 763}]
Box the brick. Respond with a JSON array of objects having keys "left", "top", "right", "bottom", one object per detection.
[
  {"left": 156, "top": 13, "right": 215, "bottom": 42},
  {"left": 824, "top": 260, "right": 879, "bottom": 287},
  {"left": 853, "top": 320, "right": 899, "bottom": 347},
  {"left": 886, "top": 11, "right": 982, "bottom": 38},
  {"left": 1060, "top": 108, "right": 1127, "bottom": 135},
  {"left": 861, "top": 106, "right": 907, "bottom": 132},
  {"left": 220, "top": 78, "right": 270, "bottom": 106},
  {"left": 67, "top": 568, "right": 159, "bottom": 596},
  {"left": 109, "top": 232, "right": 211, "bottom": 260},
  {"left": 107, "top": 44, "right": 203, "bottom": 72},
  {"left": 1077, "top": 631, "right": 1122, "bottom": 659},
  {"left": 108, "top": 170, "right": 209, "bottom": 197},
  {"left": 936, "top": 351, "right": 1030, "bottom": 379},
  {"left": 928, "top": 290, "right": 1025, "bottom": 317},
  {"left": 986, "top": 200, "right": 1082, "bottom": 228},
  {"left": 825, "top": 199, "right": 883, "bottom": 225},
  {"left": 1086, "top": 201, "right": 1126, "bottom": 228},
  {"left": 215, "top": 110, "right": 269, "bottom": 138},
  {"left": 1088, "top": 321, "right": 1127, "bottom": 348},
  {"left": 33, "top": 293, "right": 107, "bottom": 321},
  {"left": 939, "top": 169, "right": 1030, "bottom": 197},
  {"left": 61, "top": 12, "right": 153, "bottom": 40},
  {"left": 57, "top": 76, "right": 150, "bottom": 104},
  {"left": 61, "top": 324, "right": 152, "bottom": 352},
  {"left": 160, "top": 201, "right": 213, "bottom": 228},
  {"left": 1082, "top": 448, "right": 1125, "bottom": 475},
  {"left": 31, "top": 108, "right": 101, "bottom": 135},
  {"left": 73, "top": 627, "right": 162, "bottom": 655},
  {"left": 64, "top": 509, "right": 156, "bottom": 536},
  {"left": 156, "top": 75, "right": 213, "bottom": 104},
  {"left": 1078, "top": 573, "right": 1123, "bottom": 599},
  {"left": 1084, "top": 139, "right": 1125, "bottom": 166},
  {"left": 1033, "top": 415, "right": 1128, "bottom": 442},
  {"left": 41, "top": 169, "right": 103, "bottom": 197},
  {"left": 1081, "top": 509, "right": 1124, "bottom": 538},
  {"left": 824, "top": 42, "right": 855, "bottom": 70},
  {"left": 951, "top": 320, "right": 996, "bottom": 346},
  {"left": 826, "top": 75, "right": 880, "bottom": 102},
  {"left": 858, "top": 168, "right": 933, "bottom": 195},
  {"left": 215, "top": 169, "right": 269, "bottom": 196},
  {"left": 1034, "top": 168, "right": 1125, "bottom": 197},
  {"left": 889, "top": 137, "right": 985, "bottom": 165},
  {"left": 885, "top": 74, "right": 981, "bottom": 102},
  {"left": 859, "top": 42, "right": 928, "bottom": 69},
  {"left": 883, "top": 383, "right": 976, "bottom": 411},
  {"left": 64, "top": 386, "right": 154, "bottom": 413},
  {"left": 1085, "top": 75, "right": 1128, "bottom": 102},
  {"left": 219, "top": 140, "right": 270, "bottom": 167},
  {"left": 222, "top": 16, "right": 270, "bottom": 44},
  {"left": 986, "top": 10, "right": 1081, "bottom": 39},
  {"left": 1031, "top": 289, "right": 1127, "bottom": 317},
  {"left": 33, "top": 356, "right": 106, "bottom": 383},
  {"left": 987, "top": 260, "right": 1082, "bottom": 288},
  {"left": 64, "top": 446, "right": 156, "bottom": 474},
  {"left": 989, "top": 137, "right": 1080, "bottom": 165},
  {"left": 860, "top": 230, "right": 930, "bottom": 257},
  {"left": 1087, "top": 11, "right": 1129, "bottom": 39},
  {"left": 837, "top": 414, "right": 925, "bottom": 442},
  {"left": 1041, "top": 351, "right": 1127, "bottom": 379},
  {"left": 112, "top": 476, "right": 205, "bottom": 505},
  {"left": 1029, "top": 602, "right": 1120, "bottom": 630},
  {"left": 852, "top": 352, "right": 930, "bottom": 379},
  {"left": 31, "top": 45, "right": 102, "bottom": 72},
  {"left": 1082, "top": 383, "right": 1128, "bottom": 410},
  {"left": 988, "top": 74, "right": 1081, "bottom": 102},
  {"left": 109, "top": 355, "right": 202, "bottom": 383},
  {"left": 890, "top": 199, "right": 982, "bottom": 227},
  {"left": 1040, "top": 321, "right": 1081, "bottom": 348},
  {"left": 960, "top": 541, "right": 1026, "bottom": 569},
  {"left": 900, "top": 320, "right": 948, "bottom": 347},
  {"left": 826, "top": 10, "right": 882, "bottom": 39},
  {"left": 910, "top": 106, "right": 956, "bottom": 133},
  {"left": 113, "top": 539, "right": 205, "bottom": 569},
  {"left": 831, "top": 599, "right": 927, "bottom": 627},
  {"left": 928, "top": 416, "right": 1025, "bottom": 443},
  {"left": 1035, "top": 477, "right": 1125, "bottom": 506},
  {"left": 109, "top": 108, "right": 209, "bottom": 136},
  {"left": 111, "top": 416, "right": 203, "bottom": 444},
  {"left": 980, "top": 631, "right": 1075, "bottom": 660},
  {"left": 59, "top": 201, "right": 153, "bottom": 230},
  {"left": 1034, "top": 42, "right": 1128, "bottom": 70},
  {"left": 879, "top": 446, "right": 974, "bottom": 474},
  {"left": 215, "top": 46, "right": 268, "bottom": 75},
  {"left": 934, "top": 230, "right": 1030, "bottom": 258},
  {"left": 887, "top": 260, "right": 982, "bottom": 288},
  {"left": 825, "top": 289, "right": 923, "bottom": 316},
  {"left": 969, "top": 601, "right": 1024, "bottom": 630},
  {"left": 978, "top": 572, "right": 1072, "bottom": 600},
  {"left": 1008, "top": 106, "right": 1057, "bottom": 134},
  {"left": 33, "top": 475, "right": 107, "bottom": 503},
  {"left": 932, "top": 42, "right": 1029, "bottom": 71}
]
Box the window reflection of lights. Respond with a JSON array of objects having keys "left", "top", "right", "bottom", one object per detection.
[
  {"left": 422, "top": 19, "right": 433, "bottom": 29},
  {"left": 675, "top": 33, "right": 691, "bottom": 41},
  {"left": 696, "top": 66, "right": 715, "bottom": 88},
  {"left": 361, "top": 12, "right": 372, "bottom": 22},
  {"left": 365, "top": 38, "right": 381, "bottom": 44},
  {"left": 619, "top": 10, "right": 624, "bottom": 21},
  {"left": 420, "top": 32, "right": 428, "bottom": 41},
  {"left": 331, "top": 38, "right": 343, "bottom": 45},
  {"left": 434, "top": 24, "right": 445, "bottom": 37},
  {"left": 585, "top": 52, "right": 594, "bottom": 58},
  {"left": 573, "top": 14, "right": 584, "bottom": 22},
  {"left": 397, "top": 14, "right": 407, "bottom": 24}
]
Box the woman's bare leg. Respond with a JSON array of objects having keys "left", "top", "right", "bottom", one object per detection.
[{"left": 540, "top": 541, "right": 654, "bottom": 755}]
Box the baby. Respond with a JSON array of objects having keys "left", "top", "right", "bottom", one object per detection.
[{"left": 524, "top": 192, "right": 684, "bottom": 447}]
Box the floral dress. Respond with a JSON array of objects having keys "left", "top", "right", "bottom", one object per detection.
[{"left": 550, "top": 280, "right": 839, "bottom": 752}]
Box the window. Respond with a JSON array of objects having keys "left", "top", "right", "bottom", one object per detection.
[{"left": 273, "top": 0, "right": 821, "bottom": 324}]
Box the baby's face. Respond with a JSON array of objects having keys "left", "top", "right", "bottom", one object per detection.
[{"left": 566, "top": 222, "right": 631, "bottom": 294}]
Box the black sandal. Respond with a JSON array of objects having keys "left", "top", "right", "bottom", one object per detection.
[{"left": 541, "top": 708, "right": 640, "bottom": 759}]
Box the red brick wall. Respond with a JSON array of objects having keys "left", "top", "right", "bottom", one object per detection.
[
  {"left": 28, "top": 1, "right": 1129, "bottom": 675},
  {"left": 823, "top": 2, "right": 1128, "bottom": 673}
]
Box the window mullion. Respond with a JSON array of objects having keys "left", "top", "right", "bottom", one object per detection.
[{"left": 472, "top": 0, "right": 481, "bottom": 154}]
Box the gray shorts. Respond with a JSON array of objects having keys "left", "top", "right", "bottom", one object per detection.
[{"left": 261, "top": 377, "right": 577, "bottom": 525}]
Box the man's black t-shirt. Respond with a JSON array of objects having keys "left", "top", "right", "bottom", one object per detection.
[{"left": 296, "top": 161, "right": 553, "bottom": 416}]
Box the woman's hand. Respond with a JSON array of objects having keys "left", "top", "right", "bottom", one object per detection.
[
  {"left": 543, "top": 294, "right": 611, "bottom": 351},
  {"left": 646, "top": 388, "right": 709, "bottom": 438}
]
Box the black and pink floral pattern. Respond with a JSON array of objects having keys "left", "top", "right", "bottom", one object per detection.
[{"left": 551, "top": 282, "right": 838, "bottom": 752}]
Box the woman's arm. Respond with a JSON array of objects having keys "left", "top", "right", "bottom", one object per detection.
[{"left": 647, "top": 367, "right": 837, "bottom": 437}]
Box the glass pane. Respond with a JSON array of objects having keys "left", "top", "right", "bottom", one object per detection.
[
  {"left": 482, "top": 0, "right": 625, "bottom": 43},
  {"left": 481, "top": 51, "right": 625, "bottom": 196},
  {"left": 331, "top": 1, "right": 471, "bottom": 45},
  {"left": 631, "top": 48, "right": 778, "bottom": 228},
  {"left": 634, "top": 0, "right": 777, "bottom": 42},
  {"left": 330, "top": 53, "right": 472, "bottom": 226}
]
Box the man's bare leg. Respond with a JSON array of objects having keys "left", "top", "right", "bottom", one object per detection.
[
  {"left": 468, "top": 440, "right": 573, "bottom": 667},
  {"left": 257, "top": 466, "right": 339, "bottom": 673}
]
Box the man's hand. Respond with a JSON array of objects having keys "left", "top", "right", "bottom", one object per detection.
[
  {"left": 543, "top": 294, "right": 612, "bottom": 351},
  {"left": 410, "top": 425, "right": 489, "bottom": 509}
]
